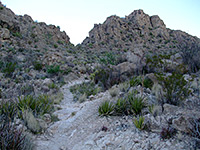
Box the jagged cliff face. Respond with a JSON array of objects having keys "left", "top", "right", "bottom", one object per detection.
[
  {"left": 82, "top": 9, "right": 200, "bottom": 55},
  {"left": 0, "top": 2, "right": 70, "bottom": 50}
]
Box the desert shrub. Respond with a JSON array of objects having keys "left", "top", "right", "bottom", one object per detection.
[
  {"left": 156, "top": 72, "right": 191, "bottom": 105},
  {"left": 0, "top": 100, "right": 18, "bottom": 122},
  {"left": 134, "top": 116, "right": 145, "bottom": 130},
  {"left": 0, "top": 116, "right": 34, "bottom": 150},
  {"left": 180, "top": 43, "right": 200, "bottom": 73},
  {"left": 114, "top": 98, "right": 128, "bottom": 115},
  {"left": 160, "top": 126, "right": 177, "bottom": 139},
  {"left": 47, "top": 65, "right": 61, "bottom": 74},
  {"left": 92, "top": 67, "right": 121, "bottom": 90},
  {"left": 145, "top": 53, "right": 171, "bottom": 73},
  {"left": 33, "top": 61, "right": 43, "bottom": 70},
  {"left": 18, "top": 95, "right": 54, "bottom": 118},
  {"left": 98, "top": 101, "right": 114, "bottom": 116},
  {"left": 99, "top": 51, "right": 120, "bottom": 65},
  {"left": 128, "top": 92, "right": 146, "bottom": 115},
  {"left": 70, "top": 81, "right": 101, "bottom": 102}
]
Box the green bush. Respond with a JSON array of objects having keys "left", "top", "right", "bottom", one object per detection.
[
  {"left": 33, "top": 61, "right": 43, "bottom": 70},
  {"left": 92, "top": 67, "right": 121, "bottom": 90},
  {"left": 18, "top": 95, "right": 54, "bottom": 118},
  {"left": 98, "top": 101, "right": 114, "bottom": 116},
  {"left": 47, "top": 65, "right": 61, "bottom": 74},
  {"left": 134, "top": 116, "right": 145, "bottom": 130},
  {"left": 128, "top": 92, "right": 146, "bottom": 115},
  {"left": 156, "top": 72, "right": 191, "bottom": 105}
]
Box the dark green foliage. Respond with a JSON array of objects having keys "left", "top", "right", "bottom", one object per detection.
[
  {"left": 128, "top": 93, "right": 146, "bottom": 115},
  {"left": 0, "top": 100, "right": 18, "bottom": 122},
  {"left": 18, "top": 95, "right": 54, "bottom": 118},
  {"left": 0, "top": 116, "right": 34, "bottom": 150},
  {"left": 129, "top": 76, "right": 153, "bottom": 89},
  {"left": 54, "top": 44, "right": 58, "bottom": 48},
  {"left": 143, "top": 77, "right": 154, "bottom": 89},
  {"left": 98, "top": 101, "right": 114, "bottom": 116},
  {"left": 47, "top": 65, "right": 61, "bottom": 74},
  {"left": 70, "top": 82, "right": 101, "bottom": 102},
  {"left": 146, "top": 53, "right": 171, "bottom": 73},
  {"left": 92, "top": 67, "right": 121, "bottom": 90},
  {"left": 33, "top": 61, "right": 43, "bottom": 70},
  {"left": 160, "top": 126, "right": 176, "bottom": 139},
  {"left": 114, "top": 98, "right": 128, "bottom": 115},
  {"left": 2, "top": 62, "right": 16, "bottom": 77},
  {"left": 99, "top": 52, "right": 119, "bottom": 65},
  {"left": 156, "top": 73, "right": 191, "bottom": 105}
]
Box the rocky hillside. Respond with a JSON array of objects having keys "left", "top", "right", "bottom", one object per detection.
[
  {"left": 83, "top": 9, "right": 200, "bottom": 66},
  {"left": 1, "top": 2, "right": 200, "bottom": 150}
]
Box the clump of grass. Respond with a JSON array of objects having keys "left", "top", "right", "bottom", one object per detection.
[
  {"left": 98, "top": 101, "right": 114, "bottom": 116},
  {"left": 134, "top": 116, "right": 145, "bottom": 130}
]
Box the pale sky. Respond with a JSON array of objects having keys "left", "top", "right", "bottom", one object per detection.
[{"left": 2, "top": 0, "right": 200, "bottom": 45}]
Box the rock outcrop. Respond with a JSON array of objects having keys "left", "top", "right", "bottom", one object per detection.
[
  {"left": 0, "top": 2, "right": 70, "bottom": 50},
  {"left": 82, "top": 9, "right": 200, "bottom": 55}
]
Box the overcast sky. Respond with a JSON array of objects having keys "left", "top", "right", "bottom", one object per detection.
[{"left": 2, "top": 0, "right": 200, "bottom": 45}]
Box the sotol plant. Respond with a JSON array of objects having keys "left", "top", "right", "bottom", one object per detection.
[
  {"left": 134, "top": 116, "right": 145, "bottom": 130},
  {"left": 98, "top": 101, "right": 114, "bottom": 116},
  {"left": 128, "top": 92, "right": 146, "bottom": 115}
]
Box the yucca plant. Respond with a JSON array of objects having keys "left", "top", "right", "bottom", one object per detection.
[
  {"left": 134, "top": 116, "right": 145, "bottom": 130},
  {"left": 114, "top": 98, "right": 128, "bottom": 115},
  {"left": 98, "top": 101, "right": 114, "bottom": 116},
  {"left": 128, "top": 93, "right": 146, "bottom": 115}
]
